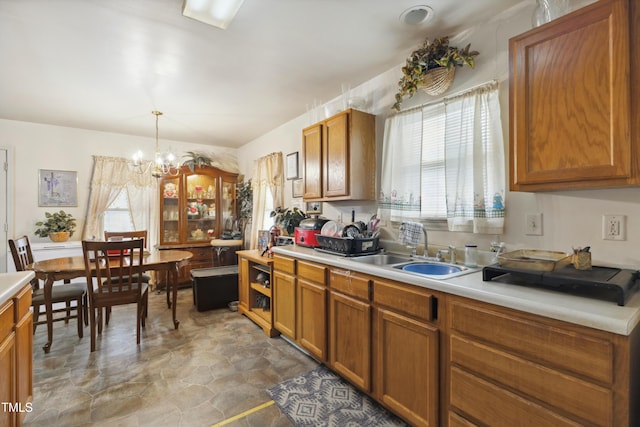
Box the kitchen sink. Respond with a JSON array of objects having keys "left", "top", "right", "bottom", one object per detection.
[
  {"left": 349, "top": 253, "right": 413, "bottom": 265},
  {"left": 393, "top": 261, "right": 480, "bottom": 279}
]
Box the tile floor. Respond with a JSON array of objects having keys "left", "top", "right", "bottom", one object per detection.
[{"left": 24, "top": 288, "right": 318, "bottom": 427}]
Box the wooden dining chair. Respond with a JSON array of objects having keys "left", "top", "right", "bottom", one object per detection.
[
  {"left": 103, "top": 230, "right": 151, "bottom": 325},
  {"left": 82, "top": 239, "right": 149, "bottom": 352},
  {"left": 9, "top": 235, "right": 87, "bottom": 337},
  {"left": 104, "top": 230, "right": 151, "bottom": 284}
]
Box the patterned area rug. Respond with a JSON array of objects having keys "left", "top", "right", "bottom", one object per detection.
[{"left": 267, "top": 365, "right": 408, "bottom": 427}]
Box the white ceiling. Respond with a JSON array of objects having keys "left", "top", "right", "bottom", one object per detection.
[{"left": 0, "top": 0, "right": 524, "bottom": 148}]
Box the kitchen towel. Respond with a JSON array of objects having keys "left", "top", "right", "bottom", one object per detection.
[{"left": 399, "top": 221, "right": 423, "bottom": 247}]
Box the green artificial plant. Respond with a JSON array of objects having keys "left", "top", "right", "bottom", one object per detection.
[
  {"left": 393, "top": 36, "right": 479, "bottom": 111},
  {"left": 34, "top": 210, "right": 77, "bottom": 237}
]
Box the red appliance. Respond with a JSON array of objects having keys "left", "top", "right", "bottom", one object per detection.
[{"left": 294, "top": 217, "right": 328, "bottom": 247}]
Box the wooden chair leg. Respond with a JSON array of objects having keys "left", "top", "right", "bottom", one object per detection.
[
  {"left": 76, "top": 296, "right": 83, "bottom": 339},
  {"left": 97, "top": 308, "right": 103, "bottom": 334},
  {"left": 83, "top": 294, "right": 89, "bottom": 326},
  {"left": 90, "top": 307, "right": 97, "bottom": 352},
  {"left": 33, "top": 304, "right": 40, "bottom": 334},
  {"left": 136, "top": 303, "right": 141, "bottom": 345},
  {"left": 65, "top": 301, "right": 71, "bottom": 324}
]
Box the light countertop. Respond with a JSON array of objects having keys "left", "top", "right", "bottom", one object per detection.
[
  {"left": 272, "top": 245, "right": 640, "bottom": 336},
  {"left": 0, "top": 271, "right": 35, "bottom": 305}
]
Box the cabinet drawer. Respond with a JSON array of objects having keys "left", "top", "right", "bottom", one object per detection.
[
  {"left": 373, "top": 279, "right": 434, "bottom": 322},
  {"left": 329, "top": 269, "right": 370, "bottom": 300},
  {"left": 14, "top": 285, "right": 32, "bottom": 320},
  {"left": 0, "top": 300, "right": 14, "bottom": 341},
  {"left": 298, "top": 261, "right": 326, "bottom": 285},
  {"left": 450, "top": 335, "right": 612, "bottom": 426},
  {"left": 273, "top": 255, "right": 295, "bottom": 275},
  {"left": 448, "top": 412, "right": 479, "bottom": 427},
  {"left": 188, "top": 247, "right": 213, "bottom": 261},
  {"left": 449, "top": 300, "right": 613, "bottom": 384},
  {"left": 450, "top": 367, "right": 583, "bottom": 427}
]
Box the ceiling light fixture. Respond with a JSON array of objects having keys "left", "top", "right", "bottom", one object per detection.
[
  {"left": 132, "top": 111, "right": 180, "bottom": 179},
  {"left": 399, "top": 5, "right": 435, "bottom": 25},
  {"left": 182, "top": 0, "right": 246, "bottom": 30}
]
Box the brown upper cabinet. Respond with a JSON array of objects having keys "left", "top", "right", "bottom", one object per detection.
[
  {"left": 509, "top": 0, "right": 639, "bottom": 191},
  {"left": 302, "top": 109, "right": 376, "bottom": 201}
]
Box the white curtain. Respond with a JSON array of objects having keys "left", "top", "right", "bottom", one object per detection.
[
  {"left": 83, "top": 156, "right": 159, "bottom": 246},
  {"left": 444, "top": 81, "right": 505, "bottom": 233},
  {"left": 249, "top": 152, "right": 284, "bottom": 249},
  {"left": 379, "top": 81, "right": 506, "bottom": 234},
  {"left": 378, "top": 108, "right": 423, "bottom": 222}
]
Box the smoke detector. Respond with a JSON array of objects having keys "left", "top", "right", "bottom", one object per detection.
[{"left": 399, "top": 5, "right": 435, "bottom": 25}]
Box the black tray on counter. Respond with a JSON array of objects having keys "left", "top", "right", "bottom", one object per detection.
[
  {"left": 482, "top": 263, "right": 639, "bottom": 306},
  {"left": 315, "top": 235, "right": 379, "bottom": 256}
]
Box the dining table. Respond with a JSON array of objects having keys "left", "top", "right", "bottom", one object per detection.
[{"left": 28, "top": 249, "right": 193, "bottom": 353}]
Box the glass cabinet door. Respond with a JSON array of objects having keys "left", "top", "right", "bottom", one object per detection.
[
  {"left": 185, "top": 173, "right": 217, "bottom": 242},
  {"left": 220, "top": 176, "right": 237, "bottom": 238},
  {"left": 161, "top": 176, "right": 181, "bottom": 244}
]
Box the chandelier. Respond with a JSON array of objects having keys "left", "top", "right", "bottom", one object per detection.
[{"left": 132, "top": 111, "right": 180, "bottom": 178}]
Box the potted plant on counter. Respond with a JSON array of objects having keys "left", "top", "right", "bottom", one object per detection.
[
  {"left": 393, "top": 36, "right": 479, "bottom": 111},
  {"left": 35, "top": 210, "right": 77, "bottom": 242},
  {"left": 270, "top": 206, "right": 307, "bottom": 235}
]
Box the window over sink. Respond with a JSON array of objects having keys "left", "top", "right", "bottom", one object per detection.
[{"left": 379, "top": 81, "right": 506, "bottom": 234}]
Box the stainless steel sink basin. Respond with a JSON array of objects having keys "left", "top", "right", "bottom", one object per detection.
[
  {"left": 349, "top": 254, "right": 413, "bottom": 265},
  {"left": 393, "top": 261, "right": 479, "bottom": 279}
]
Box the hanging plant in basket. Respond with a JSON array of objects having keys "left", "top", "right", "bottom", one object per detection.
[{"left": 393, "top": 36, "right": 479, "bottom": 111}]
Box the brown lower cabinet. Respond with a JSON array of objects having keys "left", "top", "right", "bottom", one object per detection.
[
  {"left": 446, "top": 295, "right": 636, "bottom": 426},
  {"left": 328, "top": 268, "right": 372, "bottom": 391},
  {"left": 272, "top": 255, "right": 328, "bottom": 360},
  {"left": 0, "top": 283, "right": 33, "bottom": 427},
  {"left": 268, "top": 252, "right": 640, "bottom": 427}
]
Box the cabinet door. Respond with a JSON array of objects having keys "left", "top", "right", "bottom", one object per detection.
[
  {"left": 185, "top": 173, "right": 218, "bottom": 242},
  {"left": 160, "top": 176, "right": 182, "bottom": 244},
  {"left": 220, "top": 174, "right": 237, "bottom": 236},
  {"left": 0, "top": 300, "right": 15, "bottom": 427},
  {"left": 329, "top": 290, "right": 371, "bottom": 391},
  {"left": 375, "top": 308, "right": 438, "bottom": 427},
  {"left": 323, "top": 112, "right": 349, "bottom": 198},
  {"left": 302, "top": 124, "right": 323, "bottom": 199},
  {"left": 510, "top": 0, "right": 632, "bottom": 190},
  {"left": 297, "top": 279, "right": 326, "bottom": 361},
  {"left": 238, "top": 257, "right": 250, "bottom": 312},
  {"left": 14, "top": 286, "right": 32, "bottom": 424},
  {"left": 273, "top": 271, "right": 296, "bottom": 339}
]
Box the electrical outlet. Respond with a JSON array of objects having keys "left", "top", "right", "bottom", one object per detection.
[
  {"left": 525, "top": 213, "right": 543, "bottom": 236},
  {"left": 602, "top": 215, "right": 626, "bottom": 241}
]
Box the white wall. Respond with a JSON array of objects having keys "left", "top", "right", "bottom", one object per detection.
[
  {"left": 0, "top": 118, "right": 233, "bottom": 243},
  {"left": 238, "top": 0, "right": 640, "bottom": 269}
]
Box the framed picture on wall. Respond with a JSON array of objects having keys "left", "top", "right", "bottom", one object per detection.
[
  {"left": 286, "top": 152, "right": 299, "bottom": 180},
  {"left": 38, "top": 169, "right": 78, "bottom": 207},
  {"left": 292, "top": 179, "right": 303, "bottom": 198}
]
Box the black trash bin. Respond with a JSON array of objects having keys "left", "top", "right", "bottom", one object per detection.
[{"left": 190, "top": 265, "right": 239, "bottom": 312}]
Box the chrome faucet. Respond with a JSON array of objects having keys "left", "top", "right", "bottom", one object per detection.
[
  {"left": 409, "top": 227, "right": 433, "bottom": 260},
  {"left": 436, "top": 245, "right": 457, "bottom": 263}
]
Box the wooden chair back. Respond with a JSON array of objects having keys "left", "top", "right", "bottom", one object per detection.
[
  {"left": 104, "top": 230, "right": 148, "bottom": 249},
  {"left": 82, "top": 238, "right": 148, "bottom": 351},
  {"left": 9, "top": 235, "right": 39, "bottom": 288},
  {"left": 82, "top": 239, "right": 146, "bottom": 304}
]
